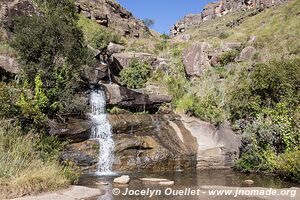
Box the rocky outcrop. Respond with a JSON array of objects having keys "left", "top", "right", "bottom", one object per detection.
[
  {"left": 60, "top": 140, "right": 99, "bottom": 168},
  {"left": 75, "top": 0, "right": 149, "bottom": 38},
  {"left": 49, "top": 118, "right": 93, "bottom": 143},
  {"left": 183, "top": 42, "right": 211, "bottom": 77},
  {"left": 60, "top": 113, "right": 241, "bottom": 172},
  {"left": 179, "top": 115, "right": 241, "bottom": 169},
  {"left": 171, "top": 0, "right": 289, "bottom": 36},
  {"left": 101, "top": 83, "right": 172, "bottom": 113},
  {"left": 0, "top": 0, "right": 38, "bottom": 33},
  {"left": 0, "top": 55, "right": 19, "bottom": 78}
]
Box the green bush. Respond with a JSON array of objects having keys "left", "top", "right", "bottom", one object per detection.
[
  {"left": 228, "top": 59, "right": 300, "bottom": 121},
  {"left": 218, "top": 32, "right": 229, "bottom": 39},
  {"left": 219, "top": 50, "right": 239, "bottom": 66},
  {"left": 92, "top": 28, "right": 124, "bottom": 50},
  {"left": 119, "top": 59, "right": 151, "bottom": 89},
  {"left": 11, "top": 0, "right": 89, "bottom": 123},
  {"left": 276, "top": 149, "right": 300, "bottom": 183}
]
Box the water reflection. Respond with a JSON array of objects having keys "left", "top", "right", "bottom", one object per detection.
[{"left": 79, "top": 169, "right": 299, "bottom": 200}]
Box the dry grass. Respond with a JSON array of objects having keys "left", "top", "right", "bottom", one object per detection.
[{"left": 0, "top": 120, "right": 69, "bottom": 199}]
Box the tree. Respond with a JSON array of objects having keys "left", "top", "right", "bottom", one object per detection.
[
  {"left": 11, "top": 0, "right": 89, "bottom": 119},
  {"left": 143, "top": 18, "right": 155, "bottom": 28}
]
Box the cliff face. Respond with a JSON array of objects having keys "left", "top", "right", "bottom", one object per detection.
[
  {"left": 0, "top": 0, "right": 149, "bottom": 38},
  {"left": 75, "top": 0, "right": 149, "bottom": 38},
  {"left": 171, "top": 0, "right": 289, "bottom": 36}
]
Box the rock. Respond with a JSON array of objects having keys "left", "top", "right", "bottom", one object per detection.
[
  {"left": 0, "top": 55, "right": 20, "bottom": 78},
  {"left": 238, "top": 46, "right": 256, "bottom": 61},
  {"left": 244, "top": 179, "right": 254, "bottom": 185},
  {"left": 48, "top": 118, "right": 93, "bottom": 142},
  {"left": 183, "top": 42, "right": 211, "bottom": 77},
  {"left": 140, "top": 178, "right": 169, "bottom": 182},
  {"left": 170, "top": 0, "right": 289, "bottom": 36},
  {"left": 149, "top": 94, "right": 172, "bottom": 104},
  {"left": 179, "top": 115, "right": 241, "bottom": 169},
  {"left": 11, "top": 185, "right": 102, "bottom": 200},
  {"left": 174, "top": 34, "right": 191, "bottom": 42},
  {"left": 113, "top": 175, "right": 130, "bottom": 184},
  {"left": 102, "top": 83, "right": 171, "bottom": 113},
  {"left": 110, "top": 114, "right": 197, "bottom": 172},
  {"left": 75, "top": 0, "right": 149, "bottom": 38},
  {"left": 107, "top": 42, "right": 125, "bottom": 55},
  {"left": 248, "top": 35, "right": 257, "bottom": 44},
  {"left": 60, "top": 140, "right": 99, "bottom": 168},
  {"left": 159, "top": 181, "right": 175, "bottom": 186},
  {"left": 0, "top": 0, "right": 39, "bottom": 32}
]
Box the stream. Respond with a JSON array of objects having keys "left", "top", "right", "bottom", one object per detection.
[{"left": 77, "top": 169, "right": 299, "bottom": 200}]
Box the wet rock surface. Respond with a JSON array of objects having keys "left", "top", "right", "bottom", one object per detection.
[{"left": 58, "top": 113, "right": 241, "bottom": 172}]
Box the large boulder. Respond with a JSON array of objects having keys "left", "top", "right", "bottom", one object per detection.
[
  {"left": 110, "top": 114, "right": 197, "bottom": 171},
  {"left": 179, "top": 115, "right": 241, "bottom": 169},
  {"left": 60, "top": 140, "right": 99, "bottom": 168},
  {"left": 101, "top": 83, "right": 172, "bottom": 113},
  {"left": 183, "top": 42, "right": 211, "bottom": 77},
  {"left": 107, "top": 42, "right": 125, "bottom": 55},
  {"left": 49, "top": 118, "right": 93, "bottom": 143},
  {"left": 0, "top": 55, "right": 19, "bottom": 77},
  {"left": 0, "top": 0, "right": 39, "bottom": 32},
  {"left": 238, "top": 46, "right": 256, "bottom": 61}
]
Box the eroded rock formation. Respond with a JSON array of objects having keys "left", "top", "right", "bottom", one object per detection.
[
  {"left": 171, "top": 0, "right": 289, "bottom": 36},
  {"left": 75, "top": 0, "right": 149, "bottom": 38},
  {"left": 60, "top": 113, "right": 241, "bottom": 172}
]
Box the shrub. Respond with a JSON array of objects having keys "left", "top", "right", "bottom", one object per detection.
[
  {"left": 11, "top": 0, "right": 90, "bottom": 122},
  {"left": 92, "top": 28, "right": 124, "bottom": 50},
  {"left": 143, "top": 18, "right": 155, "bottom": 28},
  {"left": 219, "top": 32, "right": 229, "bottom": 39},
  {"left": 219, "top": 50, "right": 239, "bottom": 66},
  {"left": 119, "top": 59, "right": 151, "bottom": 89},
  {"left": 275, "top": 149, "right": 300, "bottom": 183},
  {"left": 228, "top": 59, "right": 300, "bottom": 121}
]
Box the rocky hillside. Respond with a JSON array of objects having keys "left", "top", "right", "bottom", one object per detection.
[
  {"left": 0, "top": 0, "right": 150, "bottom": 38},
  {"left": 171, "top": 0, "right": 289, "bottom": 36}
]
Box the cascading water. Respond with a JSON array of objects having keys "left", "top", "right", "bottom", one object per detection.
[{"left": 90, "top": 89, "right": 115, "bottom": 175}]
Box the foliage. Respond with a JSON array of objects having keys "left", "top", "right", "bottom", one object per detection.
[
  {"left": 92, "top": 28, "right": 124, "bottom": 50},
  {"left": 275, "top": 149, "right": 300, "bottom": 183},
  {"left": 119, "top": 59, "right": 151, "bottom": 89},
  {"left": 218, "top": 32, "right": 229, "bottom": 39},
  {"left": 228, "top": 59, "right": 300, "bottom": 121},
  {"left": 219, "top": 50, "right": 239, "bottom": 66},
  {"left": 78, "top": 15, "right": 124, "bottom": 49},
  {"left": 231, "top": 59, "right": 300, "bottom": 182},
  {"left": 11, "top": 0, "right": 90, "bottom": 124},
  {"left": 143, "top": 18, "right": 155, "bottom": 28}
]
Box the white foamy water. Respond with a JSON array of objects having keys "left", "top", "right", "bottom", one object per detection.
[{"left": 90, "top": 90, "right": 115, "bottom": 176}]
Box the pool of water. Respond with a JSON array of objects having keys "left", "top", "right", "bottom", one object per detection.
[{"left": 78, "top": 169, "right": 299, "bottom": 200}]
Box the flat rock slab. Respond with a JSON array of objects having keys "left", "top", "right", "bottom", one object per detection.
[
  {"left": 10, "top": 186, "right": 101, "bottom": 200},
  {"left": 140, "top": 178, "right": 169, "bottom": 182}
]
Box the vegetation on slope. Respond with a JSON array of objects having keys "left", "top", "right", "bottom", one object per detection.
[{"left": 150, "top": 0, "right": 300, "bottom": 182}]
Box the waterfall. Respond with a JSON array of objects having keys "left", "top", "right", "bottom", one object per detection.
[{"left": 90, "top": 89, "right": 115, "bottom": 175}]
